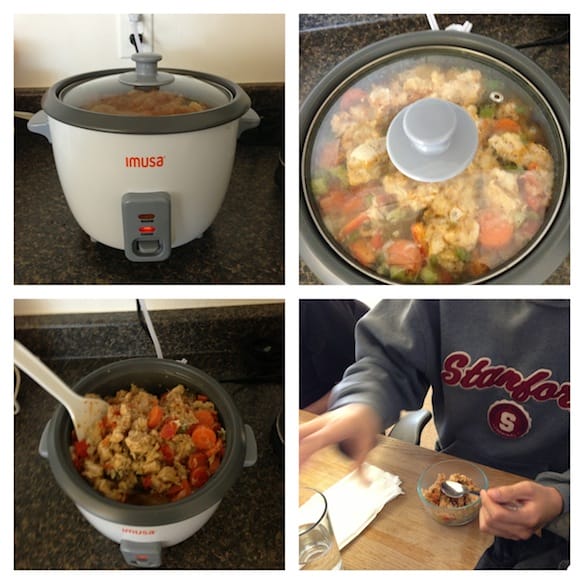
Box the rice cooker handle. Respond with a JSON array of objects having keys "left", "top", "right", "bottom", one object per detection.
[
  {"left": 237, "top": 108, "right": 260, "bottom": 138},
  {"left": 243, "top": 424, "right": 257, "bottom": 467},
  {"left": 38, "top": 420, "right": 52, "bottom": 459},
  {"left": 27, "top": 110, "right": 52, "bottom": 143}
]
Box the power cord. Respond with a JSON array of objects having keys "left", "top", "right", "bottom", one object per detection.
[
  {"left": 136, "top": 299, "right": 164, "bottom": 358},
  {"left": 514, "top": 29, "right": 569, "bottom": 49},
  {"left": 14, "top": 365, "right": 21, "bottom": 415}
]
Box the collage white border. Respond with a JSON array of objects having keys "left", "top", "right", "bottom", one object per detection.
[{"left": 5, "top": 0, "right": 581, "bottom": 580}]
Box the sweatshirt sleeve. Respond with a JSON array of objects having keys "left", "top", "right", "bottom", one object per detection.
[
  {"left": 536, "top": 469, "right": 570, "bottom": 540},
  {"left": 328, "top": 300, "right": 440, "bottom": 427}
]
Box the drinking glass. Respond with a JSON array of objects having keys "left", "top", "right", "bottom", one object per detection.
[{"left": 299, "top": 486, "right": 342, "bottom": 570}]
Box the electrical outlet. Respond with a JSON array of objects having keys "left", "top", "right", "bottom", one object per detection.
[{"left": 117, "top": 14, "right": 154, "bottom": 59}]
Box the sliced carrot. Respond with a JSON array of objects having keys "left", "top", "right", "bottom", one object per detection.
[
  {"left": 385, "top": 239, "right": 423, "bottom": 274},
  {"left": 194, "top": 409, "right": 216, "bottom": 427},
  {"left": 349, "top": 238, "right": 376, "bottom": 267},
  {"left": 410, "top": 222, "right": 425, "bottom": 246},
  {"left": 478, "top": 209, "right": 514, "bottom": 248},
  {"left": 341, "top": 195, "right": 365, "bottom": 216},
  {"left": 318, "top": 189, "right": 346, "bottom": 215},
  {"left": 147, "top": 404, "right": 163, "bottom": 429},
  {"left": 493, "top": 118, "right": 521, "bottom": 134},
  {"left": 192, "top": 425, "right": 217, "bottom": 450},
  {"left": 338, "top": 212, "right": 369, "bottom": 239}
]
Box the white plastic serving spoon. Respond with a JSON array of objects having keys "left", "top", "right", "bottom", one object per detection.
[{"left": 14, "top": 340, "right": 108, "bottom": 441}]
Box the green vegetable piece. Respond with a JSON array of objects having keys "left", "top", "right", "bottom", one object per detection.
[
  {"left": 420, "top": 266, "right": 439, "bottom": 284},
  {"left": 328, "top": 165, "right": 348, "bottom": 186},
  {"left": 479, "top": 103, "right": 496, "bottom": 118},
  {"left": 455, "top": 247, "right": 471, "bottom": 262},
  {"left": 311, "top": 177, "right": 328, "bottom": 197}
]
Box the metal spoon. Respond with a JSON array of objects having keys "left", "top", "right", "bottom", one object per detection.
[
  {"left": 440, "top": 480, "right": 481, "bottom": 498},
  {"left": 14, "top": 340, "right": 108, "bottom": 441},
  {"left": 441, "top": 479, "right": 522, "bottom": 511}
]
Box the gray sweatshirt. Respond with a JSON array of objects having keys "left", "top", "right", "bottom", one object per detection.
[{"left": 329, "top": 299, "right": 570, "bottom": 527}]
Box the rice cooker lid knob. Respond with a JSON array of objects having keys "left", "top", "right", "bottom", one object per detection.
[{"left": 119, "top": 52, "right": 175, "bottom": 88}]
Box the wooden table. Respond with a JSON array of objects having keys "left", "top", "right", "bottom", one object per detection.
[{"left": 299, "top": 410, "right": 526, "bottom": 570}]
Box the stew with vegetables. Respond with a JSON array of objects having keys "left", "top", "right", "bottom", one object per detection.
[
  {"left": 307, "top": 62, "right": 556, "bottom": 283},
  {"left": 71, "top": 384, "right": 225, "bottom": 504},
  {"left": 83, "top": 89, "right": 210, "bottom": 116}
]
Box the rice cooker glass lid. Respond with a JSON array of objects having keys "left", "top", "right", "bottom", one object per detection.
[
  {"left": 43, "top": 53, "right": 251, "bottom": 133},
  {"left": 302, "top": 32, "right": 568, "bottom": 284}
]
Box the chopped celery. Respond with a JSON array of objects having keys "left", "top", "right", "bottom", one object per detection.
[
  {"left": 389, "top": 266, "right": 414, "bottom": 283},
  {"left": 478, "top": 103, "right": 496, "bottom": 118},
  {"left": 420, "top": 265, "right": 439, "bottom": 284},
  {"left": 455, "top": 247, "right": 471, "bottom": 262},
  {"left": 311, "top": 177, "right": 328, "bottom": 197}
]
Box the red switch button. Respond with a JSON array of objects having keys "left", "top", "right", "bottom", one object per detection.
[{"left": 139, "top": 225, "right": 156, "bottom": 234}]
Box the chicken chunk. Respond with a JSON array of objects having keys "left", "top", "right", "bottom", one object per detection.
[{"left": 346, "top": 138, "right": 390, "bottom": 186}]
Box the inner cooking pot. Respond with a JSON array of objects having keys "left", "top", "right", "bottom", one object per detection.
[
  {"left": 300, "top": 30, "right": 569, "bottom": 284},
  {"left": 39, "top": 358, "right": 256, "bottom": 566},
  {"left": 28, "top": 53, "right": 260, "bottom": 262}
]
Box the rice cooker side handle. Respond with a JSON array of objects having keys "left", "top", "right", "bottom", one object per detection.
[
  {"left": 243, "top": 424, "right": 258, "bottom": 467},
  {"left": 237, "top": 108, "right": 260, "bottom": 138},
  {"left": 38, "top": 420, "right": 52, "bottom": 459},
  {"left": 27, "top": 111, "right": 52, "bottom": 143}
]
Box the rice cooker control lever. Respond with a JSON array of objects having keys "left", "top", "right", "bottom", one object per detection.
[
  {"left": 119, "top": 52, "right": 174, "bottom": 88},
  {"left": 122, "top": 192, "right": 171, "bottom": 262},
  {"left": 120, "top": 540, "right": 162, "bottom": 568}
]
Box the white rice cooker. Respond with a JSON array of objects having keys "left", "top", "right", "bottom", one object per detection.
[
  {"left": 38, "top": 358, "right": 258, "bottom": 568},
  {"left": 28, "top": 53, "right": 260, "bottom": 262}
]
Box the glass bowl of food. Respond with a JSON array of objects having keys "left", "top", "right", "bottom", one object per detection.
[{"left": 417, "top": 458, "right": 488, "bottom": 526}]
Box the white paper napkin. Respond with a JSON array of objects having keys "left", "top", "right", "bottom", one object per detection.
[{"left": 316, "top": 463, "right": 403, "bottom": 549}]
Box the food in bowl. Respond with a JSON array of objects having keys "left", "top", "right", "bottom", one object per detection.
[
  {"left": 70, "top": 383, "right": 225, "bottom": 504},
  {"left": 308, "top": 62, "right": 555, "bottom": 283},
  {"left": 422, "top": 472, "right": 479, "bottom": 508},
  {"left": 417, "top": 459, "right": 487, "bottom": 525},
  {"left": 82, "top": 89, "right": 210, "bottom": 115}
]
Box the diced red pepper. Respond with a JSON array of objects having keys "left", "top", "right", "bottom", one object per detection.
[
  {"left": 160, "top": 442, "right": 174, "bottom": 463},
  {"left": 73, "top": 439, "right": 89, "bottom": 459},
  {"left": 159, "top": 420, "right": 178, "bottom": 440},
  {"left": 190, "top": 467, "right": 210, "bottom": 489}
]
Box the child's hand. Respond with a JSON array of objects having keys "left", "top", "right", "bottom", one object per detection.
[
  {"left": 299, "top": 403, "right": 381, "bottom": 469},
  {"left": 479, "top": 481, "right": 563, "bottom": 540}
]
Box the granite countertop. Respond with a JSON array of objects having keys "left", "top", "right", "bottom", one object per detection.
[
  {"left": 14, "top": 86, "right": 284, "bottom": 284},
  {"left": 14, "top": 304, "right": 284, "bottom": 569},
  {"left": 299, "top": 14, "right": 570, "bottom": 285}
]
